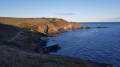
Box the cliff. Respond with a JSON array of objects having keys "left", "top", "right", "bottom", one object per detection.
[
  {"left": 0, "top": 17, "right": 84, "bottom": 35},
  {"left": 0, "top": 17, "right": 113, "bottom": 67}
]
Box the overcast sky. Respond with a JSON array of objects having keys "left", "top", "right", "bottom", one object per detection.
[{"left": 0, "top": 0, "right": 120, "bottom": 22}]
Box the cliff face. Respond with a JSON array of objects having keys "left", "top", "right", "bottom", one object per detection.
[
  {"left": 37, "top": 20, "right": 84, "bottom": 35},
  {"left": 38, "top": 22, "right": 59, "bottom": 34},
  {"left": 0, "top": 17, "right": 84, "bottom": 35}
]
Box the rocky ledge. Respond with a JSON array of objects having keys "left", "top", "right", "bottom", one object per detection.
[{"left": 85, "top": 25, "right": 107, "bottom": 29}]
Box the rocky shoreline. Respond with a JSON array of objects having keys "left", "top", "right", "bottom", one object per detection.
[{"left": 0, "top": 17, "right": 113, "bottom": 67}]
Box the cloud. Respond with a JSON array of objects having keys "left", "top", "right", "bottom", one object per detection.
[{"left": 55, "top": 13, "right": 74, "bottom": 15}]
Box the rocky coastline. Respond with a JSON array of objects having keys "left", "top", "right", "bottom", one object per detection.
[{"left": 0, "top": 17, "right": 113, "bottom": 67}]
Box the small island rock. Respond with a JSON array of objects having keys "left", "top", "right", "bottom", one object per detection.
[{"left": 86, "top": 25, "right": 91, "bottom": 29}]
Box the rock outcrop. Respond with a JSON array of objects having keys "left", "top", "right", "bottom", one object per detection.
[
  {"left": 38, "top": 22, "right": 59, "bottom": 34},
  {"left": 37, "top": 21, "right": 84, "bottom": 35},
  {"left": 86, "top": 25, "right": 91, "bottom": 29},
  {"left": 96, "top": 27, "right": 107, "bottom": 28},
  {"left": 42, "top": 44, "right": 61, "bottom": 53}
]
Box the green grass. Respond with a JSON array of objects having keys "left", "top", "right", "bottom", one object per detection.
[
  {"left": 0, "top": 17, "right": 65, "bottom": 26},
  {"left": 0, "top": 17, "right": 61, "bottom": 31},
  {"left": 19, "top": 23, "right": 39, "bottom": 31},
  {"left": 0, "top": 17, "right": 47, "bottom": 26}
]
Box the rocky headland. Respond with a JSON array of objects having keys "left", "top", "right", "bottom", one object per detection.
[{"left": 0, "top": 17, "right": 113, "bottom": 67}]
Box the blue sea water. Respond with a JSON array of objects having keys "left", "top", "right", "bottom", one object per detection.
[{"left": 45, "top": 22, "right": 120, "bottom": 67}]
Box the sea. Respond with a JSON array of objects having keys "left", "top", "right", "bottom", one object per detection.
[{"left": 44, "top": 22, "right": 120, "bottom": 67}]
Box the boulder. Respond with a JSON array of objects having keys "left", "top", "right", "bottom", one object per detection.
[{"left": 42, "top": 44, "right": 61, "bottom": 53}]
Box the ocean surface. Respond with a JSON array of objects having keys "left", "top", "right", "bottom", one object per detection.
[{"left": 44, "top": 22, "right": 120, "bottom": 67}]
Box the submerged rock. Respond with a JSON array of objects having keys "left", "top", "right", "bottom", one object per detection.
[{"left": 96, "top": 27, "right": 107, "bottom": 28}]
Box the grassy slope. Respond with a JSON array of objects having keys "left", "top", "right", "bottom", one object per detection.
[
  {"left": 0, "top": 17, "right": 47, "bottom": 25},
  {"left": 0, "top": 17, "right": 67, "bottom": 32},
  {"left": 0, "top": 24, "right": 21, "bottom": 45},
  {"left": 0, "top": 45, "right": 109, "bottom": 67},
  {"left": 0, "top": 17, "right": 64, "bottom": 26}
]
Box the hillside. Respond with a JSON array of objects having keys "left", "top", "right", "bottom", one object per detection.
[
  {"left": 0, "top": 17, "right": 84, "bottom": 35},
  {"left": 0, "top": 17, "right": 113, "bottom": 67}
]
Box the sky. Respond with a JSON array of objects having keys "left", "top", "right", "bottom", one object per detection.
[{"left": 0, "top": 0, "right": 120, "bottom": 22}]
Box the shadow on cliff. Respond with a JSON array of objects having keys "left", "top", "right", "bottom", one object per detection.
[
  {"left": 0, "top": 24, "right": 47, "bottom": 52},
  {"left": 0, "top": 24, "right": 61, "bottom": 53}
]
